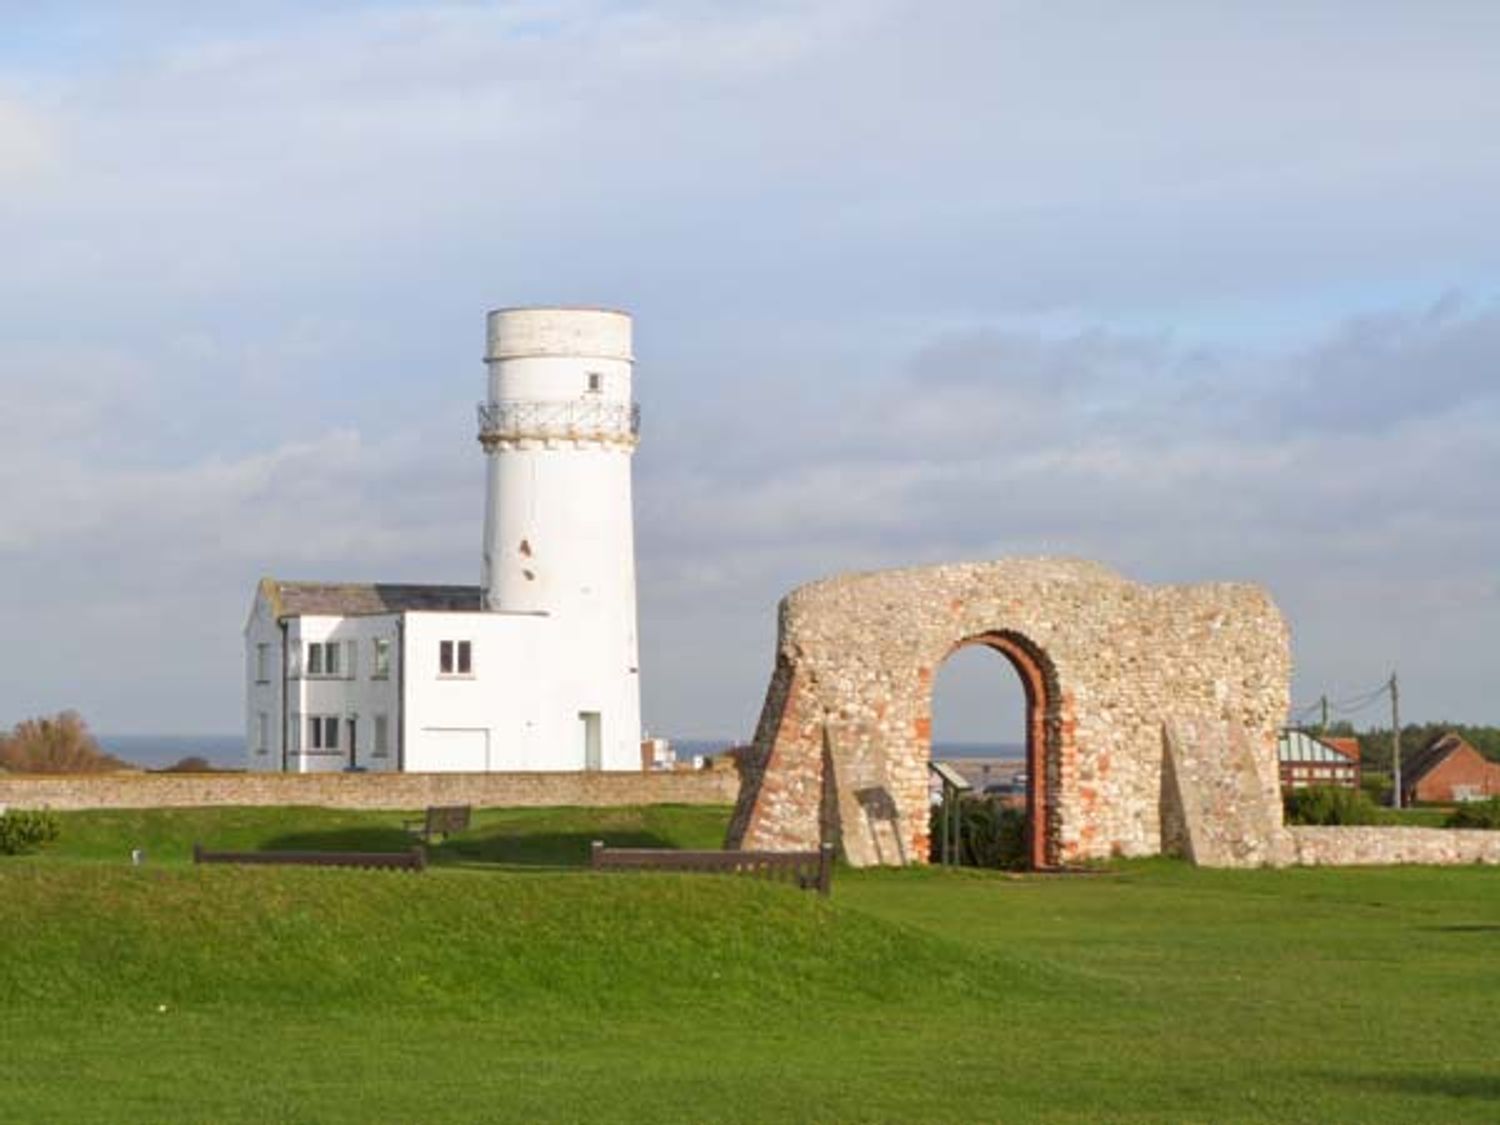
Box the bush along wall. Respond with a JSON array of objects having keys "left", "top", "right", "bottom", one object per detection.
[
  {"left": 0, "top": 810, "right": 61, "bottom": 855},
  {"left": 1283, "top": 786, "right": 1390, "bottom": 827},
  {"left": 1446, "top": 797, "right": 1500, "bottom": 830},
  {"left": 929, "top": 797, "right": 1028, "bottom": 870}
]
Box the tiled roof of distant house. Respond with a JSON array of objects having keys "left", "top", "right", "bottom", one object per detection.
[
  {"left": 1404, "top": 732, "right": 1478, "bottom": 785},
  {"left": 1323, "top": 737, "right": 1361, "bottom": 762},
  {"left": 261, "top": 578, "right": 482, "bottom": 618}
]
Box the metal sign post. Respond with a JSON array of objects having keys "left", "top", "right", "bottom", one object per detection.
[{"left": 928, "top": 761, "right": 973, "bottom": 867}]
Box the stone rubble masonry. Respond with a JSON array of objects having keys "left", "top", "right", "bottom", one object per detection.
[
  {"left": 727, "top": 557, "right": 1293, "bottom": 868},
  {"left": 1288, "top": 826, "right": 1500, "bottom": 866},
  {"left": 1163, "top": 717, "right": 1290, "bottom": 867},
  {"left": 0, "top": 769, "right": 739, "bottom": 812}
]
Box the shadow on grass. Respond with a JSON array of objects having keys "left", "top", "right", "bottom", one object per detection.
[
  {"left": 1345, "top": 1071, "right": 1500, "bottom": 1100},
  {"left": 261, "top": 827, "right": 418, "bottom": 854},
  {"left": 1415, "top": 923, "right": 1500, "bottom": 934},
  {"left": 259, "top": 827, "right": 683, "bottom": 870},
  {"left": 440, "top": 830, "right": 680, "bottom": 869}
]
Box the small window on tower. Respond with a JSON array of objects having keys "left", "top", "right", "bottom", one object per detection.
[{"left": 587, "top": 372, "right": 603, "bottom": 393}]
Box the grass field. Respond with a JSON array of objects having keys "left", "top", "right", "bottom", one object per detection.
[{"left": 3, "top": 805, "right": 1498, "bottom": 1122}]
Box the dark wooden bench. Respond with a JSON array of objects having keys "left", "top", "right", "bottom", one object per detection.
[
  {"left": 590, "top": 841, "right": 834, "bottom": 897},
  {"left": 193, "top": 843, "right": 427, "bottom": 872},
  {"left": 403, "top": 805, "right": 472, "bottom": 843}
]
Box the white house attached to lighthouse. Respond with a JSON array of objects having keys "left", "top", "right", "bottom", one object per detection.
[{"left": 244, "top": 307, "right": 644, "bottom": 773}]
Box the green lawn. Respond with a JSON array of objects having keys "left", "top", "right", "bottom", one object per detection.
[{"left": 3, "top": 806, "right": 1498, "bottom": 1122}]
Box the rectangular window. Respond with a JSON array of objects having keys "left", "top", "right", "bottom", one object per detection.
[
  {"left": 255, "top": 643, "right": 271, "bottom": 683},
  {"left": 256, "top": 711, "right": 269, "bottom": 754},
  {"left": 372, "top": 637, "right": 391, "bottom": 679},
  {"left": 373, "top": 713, "right": 389, "bottom": 758},
  {"left": 307, "top": 642, "right": 341, "bottom": 678},
  {"left": 439, "top": 640, "right": 473, "bottom": 676},
  {"left": 290, "top": 711, "right": 302, "bottom": 753},
  {"left": 307, "top": 715, "right": 340, "bottom": 751},
  {"left": 587, "top": 372, "right": 603, "bottom": 393}
]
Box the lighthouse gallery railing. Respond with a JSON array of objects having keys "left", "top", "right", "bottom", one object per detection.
[{"left": 477, "top": 400, "right": 640, "bottom": 442}]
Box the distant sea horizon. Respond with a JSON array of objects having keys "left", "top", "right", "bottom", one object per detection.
[{"left": 98, "top": 733, "right": 1024, "bottom": 771}]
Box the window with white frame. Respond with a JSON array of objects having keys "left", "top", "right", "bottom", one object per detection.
[
  {"left": 255, "top": 643, "right": 271, "bottom": 683},
  {"left": 307, "top": 715, "right": 340, "bottom": 753},
  {"left": 307, "top": 641, "right": 341, "bottom": 678},
  {"left": 373, "top": 713, "right": 389, "bottom": 758},
  {"left": 439, "top": 639, "right": 473, "bottom": 676},
  {"left": 256, "top": 711, "right": 269, "bottom": 755},
  {"left": 372, "top": 637, "right": 391, "bottom": 679}
]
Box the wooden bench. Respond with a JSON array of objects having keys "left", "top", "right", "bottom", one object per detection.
[
  {"left": 590, "top": 841, "right": 834, "bottom": 897},
  {"left": 403, "top": 805, "right": 472, "bottom": 843},
  {"left": 193, "top": 843, "right": 427, "bottom": 872}
]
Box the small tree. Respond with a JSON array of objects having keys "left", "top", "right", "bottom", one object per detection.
[
  {"left": 0, "top": 712, "right": 130, "bottom": 774},
  {"left": 162, "top": 755, "right": 215, "bottom": 773}
]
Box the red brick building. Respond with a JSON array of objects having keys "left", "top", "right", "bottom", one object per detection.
[{"left": 1402, "top": 733, "right": 1500, "bottom": 804}]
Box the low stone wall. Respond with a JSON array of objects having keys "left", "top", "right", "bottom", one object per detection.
[
  {"left": 1288, "top": 826, "right": 1500, "bottom": 866},
  {"left": 0, "top": 769, "right": 739, "bottom": 812}
]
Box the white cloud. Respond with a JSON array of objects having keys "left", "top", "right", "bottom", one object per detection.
[{"left": 0, "top": 96, "right": 56, "bottom": 191}]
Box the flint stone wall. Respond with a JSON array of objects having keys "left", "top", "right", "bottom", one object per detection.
[
  {"left": 728, "top": 558, "right": 1292, "bottom": 868},
  {"left": 0, "top": 769, "right": 739, "bottom": 812},
  {"left": 1289, "top": 826, "right": 1500, "bottom": 866}
]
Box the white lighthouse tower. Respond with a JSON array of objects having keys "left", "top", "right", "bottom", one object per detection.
[
  {"left": 244, "top": 305, "right": 646, "bottom": 775},
  {"left": 478, "top": 307, "right": 643, "bottom": 770}
]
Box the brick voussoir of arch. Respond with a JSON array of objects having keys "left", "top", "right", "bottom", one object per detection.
[{"left": 725, "top": 557, "right": 1293, "bottom": 869}]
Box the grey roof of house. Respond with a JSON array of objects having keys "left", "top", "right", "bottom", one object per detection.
[{"left": 261, "top": 579, "right": 483, "bottom": 618}]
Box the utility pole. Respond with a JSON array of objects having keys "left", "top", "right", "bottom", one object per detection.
[{"left": 1390, "top": 671, "right": 1402, "bottom": 810}]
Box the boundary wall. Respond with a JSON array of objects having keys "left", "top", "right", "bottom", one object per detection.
[
  {"left": 1288, "top": 826, "right": 1500, "bottom": 866},
  {"left": 0, "top": 770, "right": 739, "bottom": 812}
]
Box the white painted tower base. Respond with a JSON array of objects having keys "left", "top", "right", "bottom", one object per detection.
[{"left": 478, "top": 307, "right": 643, "bottom": 770}]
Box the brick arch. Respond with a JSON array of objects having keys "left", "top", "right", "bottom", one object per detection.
[
  {"left": 936, "top": 631, "right": 1065, "bottom": 869},
  {"left": 726, "top": 558, "right": 1291, "bottom": 868}
]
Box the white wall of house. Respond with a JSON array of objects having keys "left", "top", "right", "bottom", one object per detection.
[
  {"left": 285, "top": 614, "right": 403, "bottom": 774},
  {"left": 244, "top": 593, "right": 283, "bottom": 773},
  {"left": 401, "top": 610, "right": 638, "bottom": 772}
]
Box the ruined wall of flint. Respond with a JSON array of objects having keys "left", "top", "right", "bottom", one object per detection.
[
  {"left": 730, "top": 558, "right": 1293, "bottom": 867},
  {"left": 0, "top": 769, "right": 739, "bottom": 812}
]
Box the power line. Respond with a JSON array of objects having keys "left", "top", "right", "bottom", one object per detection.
[{"left": 1329, "top": 682, "right": 1392, "bottom": 712}]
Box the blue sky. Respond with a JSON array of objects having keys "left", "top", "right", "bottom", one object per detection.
[{"left": 1, "top": 1, "right": 1497, "bottom": 740}]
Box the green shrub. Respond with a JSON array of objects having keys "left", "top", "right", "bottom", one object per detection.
[
  {"left": 1445, "top": 797, "right": 1500, "bottom": 830},
  {"left": 929, "top": 798, "right": 1028, "bottom": 870},
  {"left": 1284, "top": 786, "right": 1390, "bottom": 826},
  {"left": 1360, "top": 771, "right": 1392, "bottom": 806},
  {"left": 0, "top": 810, "right": 61, "bottom": 855}
]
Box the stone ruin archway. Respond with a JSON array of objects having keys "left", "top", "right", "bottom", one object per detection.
[{"left": 726, "top": 558, "right": 1293, "bottom": 868}]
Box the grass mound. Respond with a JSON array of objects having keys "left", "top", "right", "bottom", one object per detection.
[
  {"left": 5, "top": 806, "right": 1500, "bottom": 1122},
  {"left": 0, "top": 862, "right": 1000, "bottom": 1018}
]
